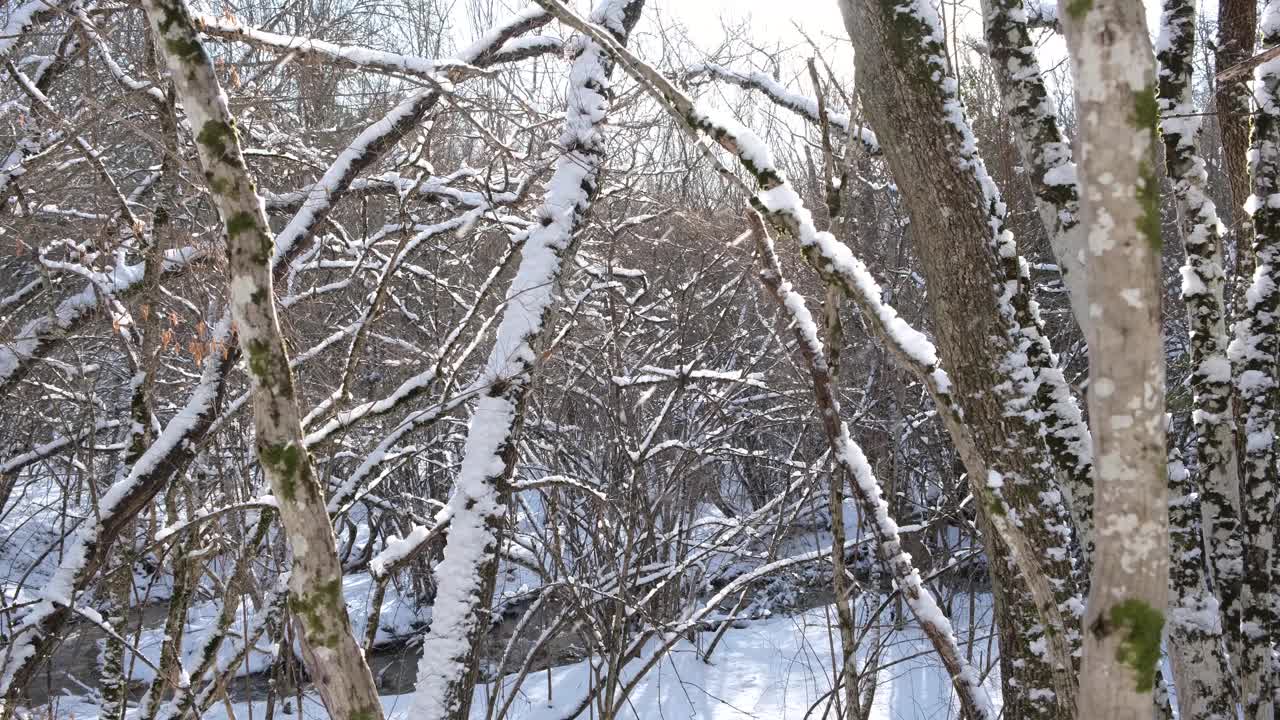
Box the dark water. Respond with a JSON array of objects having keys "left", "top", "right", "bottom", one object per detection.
[{"left": 20, "top": 598, "right": 570, "bottom": 712}]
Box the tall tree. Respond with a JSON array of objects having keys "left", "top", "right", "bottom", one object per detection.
[
  {"left": 1229, "top": 2, "right": 1280, "bottom": 714},
  {"left": 1155, "top": 0, "right": 1241, "bottom": 713},
  {"left": 1059, "top": 0, "right": 1169, "bottom": 716},
  {"left": 1217, "top": 0, "right": 1257, "bottom": 297},
  {"left": 141, "top": 0, "right": 385, "bottom": 717},
  {"left": 836, "top": 0, "right": 1084, "bottom": 714}
]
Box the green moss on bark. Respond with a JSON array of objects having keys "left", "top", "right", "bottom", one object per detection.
[
  {"left": 1131, "top": 86, "right": 1159, "bottom": 132},
  {"left": 227, "top": 211, "right": 256, "bottom": 237},
  {"left": 226, "top": 211, "right": 272, "bottom": 263},
  {"left": 1065, "top": 0, "right": 1092, "bottom": 19},
  {"left": 166, "top": 36, "right": 202, "bottom": 62},
  {"left": 1127, "top": 86, "right": 1162, "bottom": 251},
  {"left": 261, "top": 441, "right": 303, "bottom": 500},
  {"left": 197, "top": 120, "right": 237, "bottom": 160},
  {"left": 246, "top": 338, "right": 272, "bottom": 381},
  {"left": 289, "top": 578, "right": 345, "bottom": 648},
  {"left": 1138, "top": 160, "right": 1163, "bottom": 251},
  {"left": 1110, "top": 599, "right": 1164, "bottom": 692}
]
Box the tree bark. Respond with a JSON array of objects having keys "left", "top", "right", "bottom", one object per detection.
[
  {"left": 1166, "top": 441, "right": 1237, "bottom": 719},
  {"left": 981, "top": 0, "right": 1098, "bottom": 562},
  {"left": 1059, "top": 0, "right": 1169, "bottom": 717},
  {"left": 1155, "top": 0, "right": 1242, "bottom": 713},
  {"left": 1227, "top": 3, "right": 1280, "bottom": 715},
  {"left": 1217, "top": 0, "right": 1257, "bottom": 315},
  {"left": 142, "top": 1, "right": 384, "bottom": 718},
  {"left": 836, "top": 0, "right": 1083, "bottom": 713}
]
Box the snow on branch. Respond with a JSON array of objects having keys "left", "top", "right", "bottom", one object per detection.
[
  {"left": 534, "top": 0, "right": 956, "bottom": 417},
  {"left": 410, "top": 2, "right": 645, "bottom": 718},
  {"left": 196, "top": 15, "right": 483, "bottom": 82},
  {"left": 0, "top": 318, "right": 235, "bottom": 698},
  {"left": 265, "top": 8, "right": 553, "bottom": 269},
  {"left": 745, "top": 211, "right": 998, "bottom": 720},
  {"left": 685, "top": 62, "right": 881, "bottom": 156},
  {"left": 0, "top": 0, "right": 69, "bottom": 65},
  {"left": 260, "top": 168, "right": 517, "bottom": 213},
  {"left": 0, "top": 247, "right": 202, "bottom": 394},
  {"left": 1024, "top": 0, "right": 1060, "bottom": 30},
  {"left": 549, "top": 0, "right": 1082, "bottom": 703},
  {"left": 0, "top": 419, "right": 124, "bottom": 475},
  {"left": 611, "top": 365, "right": 768, "bottom": 389}
]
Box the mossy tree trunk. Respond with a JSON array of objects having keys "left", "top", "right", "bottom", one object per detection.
[
  {"left": 1059, "top": 0, "right": 1169, "bottom": 716},
  {"left": 1154, "top": 0, "right": 1242, "bottom": 715},
  {"left": 835, "top": 0, "right": 1084, "bottom": 714},
  {"left": 1228, "top": 3, "right": 1280, "bottom": 715},
  {"left": 140, "top": 1, "right": 384, "bottom": 718}
]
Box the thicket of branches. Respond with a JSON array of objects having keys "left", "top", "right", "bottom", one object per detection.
[{"left": 0, "top": 0, "right": 1275, "bottom": 718}]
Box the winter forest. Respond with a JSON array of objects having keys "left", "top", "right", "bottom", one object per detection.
[{"left": 2, "top": 0, "right": 1280, "bottom": 715}]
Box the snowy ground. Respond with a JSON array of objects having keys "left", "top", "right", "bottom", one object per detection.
[
  {"left": 5, "top": 475, "right": 996, "bottom": 719},
  {"left": 48, "top": 601, "right": 999, "bottom": 720}
]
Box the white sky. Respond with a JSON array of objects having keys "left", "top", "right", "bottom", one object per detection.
[
  {"left": 643, "top": 0, "right": 1179, "bottom": 107},
  {"left": 654, "top": 0, "right": 848, "bottom": 49},
  {"left": 650, "top": 0, "right": 1171, "bottom": 54},
  {"left": 640, "top": 0, "right": 860, "bottom": 90}
]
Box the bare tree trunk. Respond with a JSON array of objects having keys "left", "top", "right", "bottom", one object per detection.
[
  {"left": 1217, "top": 0, "right": 1257, "bottom": 321},
  {"left": 824, "top": 357, "right": 861, "bottom": 720},
  {"left": 835, "top": 0, "right": 1082, "bottom": 713},
  {"left": 141, "top": 1, "right": 384, "bottom": 718},
  {"left": 1059, "top": 0, "right": 1169, "bottom": 717},
  {"left": 1228, "top": 3, "right": 1280, "bottom": 715},
  {"left": 1154, "top": 0, "right": 1242, "bottom": 714},
  {"left": 1166, "top": 438, "right": 1237, "bottom": 719}
]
